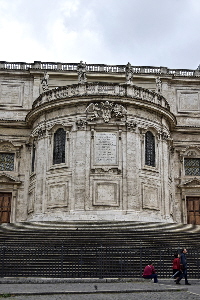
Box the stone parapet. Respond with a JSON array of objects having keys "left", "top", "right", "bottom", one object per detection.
[
  {"left": 0, "top": 61, "right": 199, "bottom": 77},
  {"left": 32, "top": 82, "right": 169, "bottom": 110}
]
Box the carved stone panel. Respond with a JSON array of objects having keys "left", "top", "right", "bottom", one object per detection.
[
  {"left": 178, "top": 91, "right": 199, "bottom": 112},
  {"left": 94, "top": 132, "right": 117, "bottom": 165},
  {"left": 28, "top": 189, "right": 35, "bottom": 213},
  {"left": 0, "top": 82, "right": 24, "bottom": 106},
  {"left": 48, "top": 183, "right": 68, "bottom": 208},
  {"left": 142, "top": 183, "right": 160, "bottom": 210},
  {"left": 93, "top": 181, "right": 119, "bottom": 206}
]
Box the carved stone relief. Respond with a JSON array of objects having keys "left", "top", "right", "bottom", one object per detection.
[{"left": 86, "top": 101, "right": 127, "bottom": 123}]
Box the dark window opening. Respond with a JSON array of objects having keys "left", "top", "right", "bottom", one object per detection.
[
  {"left": 31, "top": 144, "right": 36, "bottom": 173},
  {"left": 53, "top": 128, "right": 66, "bottom": 164},
  {"left": 145, "top": 131, "right": 155, "bottom": 167}
]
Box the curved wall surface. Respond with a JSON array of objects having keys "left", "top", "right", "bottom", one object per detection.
[{"left": 26, "top": 82, "right": 176, "bottom": 222}]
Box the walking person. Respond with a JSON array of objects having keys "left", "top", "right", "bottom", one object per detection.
[
  {"left": 175, "top": 248, "right": 191, "bottom": 285},
  {"left": 142, "top": 263, "right": 158, "bottom": 283},
  {"left": 172, "top": 253, "right": 182, "bottom": 280}
]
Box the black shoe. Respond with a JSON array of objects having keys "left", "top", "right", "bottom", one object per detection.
[
  {"left": 185, "top": 283, "right": 191, "bottom": 285},
  {"left": 176, "top": 281, "right": 180, "bottom": 284}
]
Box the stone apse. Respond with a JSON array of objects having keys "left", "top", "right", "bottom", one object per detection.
[{"left": 1, "top": 61, "right": 200, "bottom": 224}]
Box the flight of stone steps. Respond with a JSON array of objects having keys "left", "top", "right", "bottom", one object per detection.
[{"left": 0, "top": 221, "right": 200, "bottom": 278}]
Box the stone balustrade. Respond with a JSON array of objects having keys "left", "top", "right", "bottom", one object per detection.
[
  {"left": 33, "top": 82, "right": 170, "bottom": 110},
  {"left": 0, "top": 61, "right": 200, "bottom": 77}
]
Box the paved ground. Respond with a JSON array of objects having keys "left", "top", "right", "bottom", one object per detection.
[{"left": 0, "top": 279, "right": 199, "bottom": 300}]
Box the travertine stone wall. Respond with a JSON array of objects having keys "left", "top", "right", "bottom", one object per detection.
[{"left": 0, "top": 62, "right": 200, "bottom": 223}]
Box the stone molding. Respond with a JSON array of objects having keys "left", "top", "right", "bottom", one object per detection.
[{"left": 0, "top": 172, "right": 21, "bottom": 185}]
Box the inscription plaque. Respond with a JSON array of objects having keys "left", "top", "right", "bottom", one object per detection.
[{"left": 95, "top": 132, "right": 117, "bottom": 165}]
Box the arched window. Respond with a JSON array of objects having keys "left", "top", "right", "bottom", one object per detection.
[
  {"left": 145, "top": 131, "right": 155, "bottom": 167},
  {"left": 53, "top": 128, "right": 66, "bottom": 165}
]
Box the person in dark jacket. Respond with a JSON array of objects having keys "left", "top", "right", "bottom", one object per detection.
[
  {"left": 142, "top": 263, "right": 158, "bottom": 283},
  {"left": 175, "top": 248, "right": 191, "bottom": 285}
]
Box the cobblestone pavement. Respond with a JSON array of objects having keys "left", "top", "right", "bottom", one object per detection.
[
  {"left": 2, "top": 291, "right": 200, "bottom": 300},
  {"left": 0, "top": 280, "right": 200, "bottom": 300}
]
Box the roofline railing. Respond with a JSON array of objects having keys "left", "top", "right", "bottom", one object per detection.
[{"left": 0, "top": 61, "right": 200, "bottom": 77}]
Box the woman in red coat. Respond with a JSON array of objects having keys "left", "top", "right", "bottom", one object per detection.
[
  {"left": 142, "top": 263, "right": 158, "bottom": 283},
  {"left": 172, "top": 253, "right": 181, "bottom": 279}
]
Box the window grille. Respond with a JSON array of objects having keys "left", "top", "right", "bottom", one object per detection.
[
  {"left": 184, "top": 158, "right": 200, "bottom": 176},
  {"left": 0, "top": 153, "right": 14, "bottom": 171},
  {"left": 53, "top": 128, "right": 66, "bottom": 164},
  {"left": 145, "top": 131, "right": 155, "bottom": 167}
]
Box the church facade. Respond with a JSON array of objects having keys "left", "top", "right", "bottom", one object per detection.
[{"left": 0, "top": 61, "right": 200, "bottom": 224}]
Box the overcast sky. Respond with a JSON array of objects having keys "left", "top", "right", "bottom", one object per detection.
[{"left": 0, "top": 0, "right": 200, "bottom": 69}]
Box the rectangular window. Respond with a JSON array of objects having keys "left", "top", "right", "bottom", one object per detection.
[
  {"left": 184, "top": 158, "right": 200, "bottom": 176},
  {"left": 0, "top": 153, "right": 14, "bottom": 171}
]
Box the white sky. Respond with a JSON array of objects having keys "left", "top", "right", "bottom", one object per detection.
[{"left": 0, "top": 0, "right": 200, "bottom": 69}]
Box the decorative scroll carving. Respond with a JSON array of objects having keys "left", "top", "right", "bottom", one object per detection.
[
  {"left": 31, "top": 126, "right": 46, "bottom": 139},
  {"left": 77, "top": 61, "right": 87, "bottom": 84},
  {"left": 86, "top": 101, "right": 127, "bottom": 123}
]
